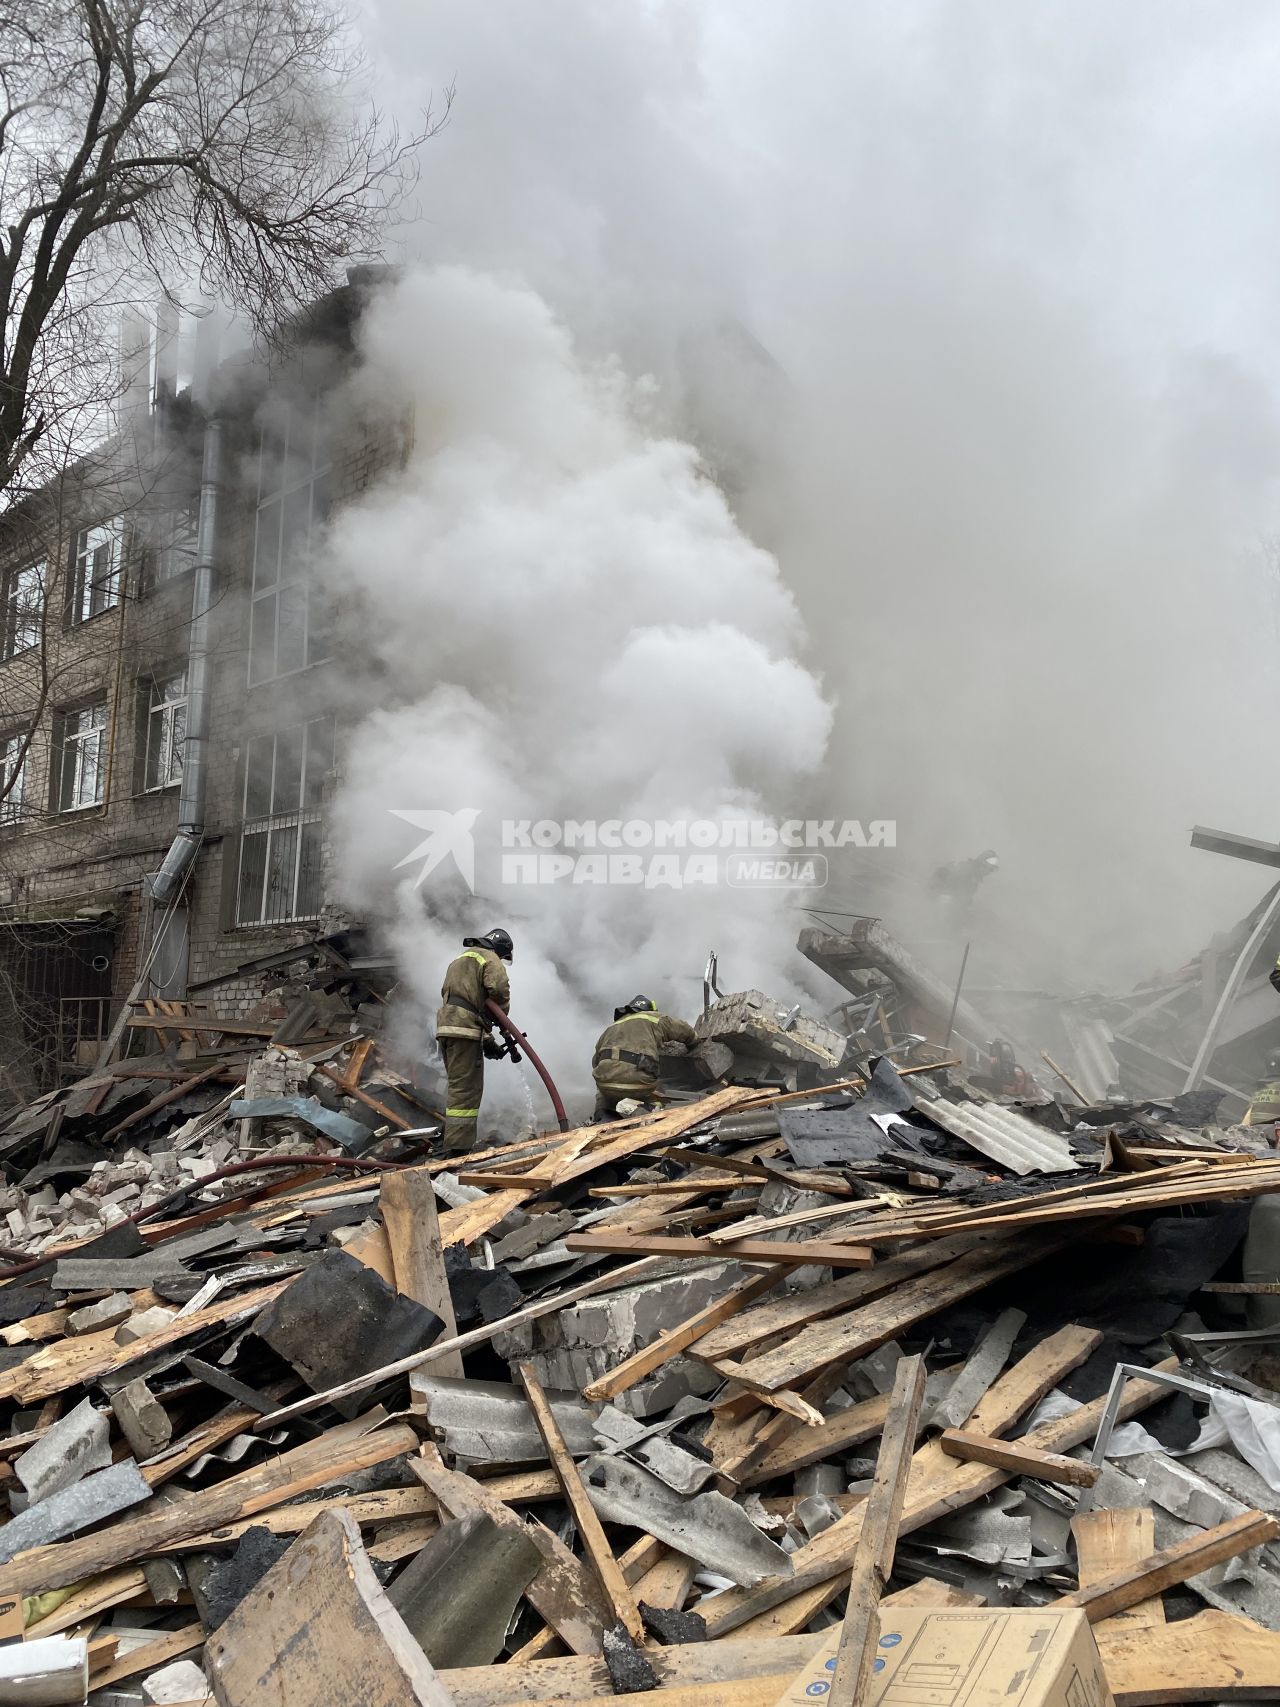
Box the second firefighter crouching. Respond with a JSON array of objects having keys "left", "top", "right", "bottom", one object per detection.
[
  {"left": 591, "top": 995, "right": 697, "bottom": 1119},
  {"left": 435, "top": 928, "right": 514, "bottom": 1155}
]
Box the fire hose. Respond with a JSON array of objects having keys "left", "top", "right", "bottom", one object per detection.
[{"left": 486, "top": 999, "right": 571, "bottom": 1132}]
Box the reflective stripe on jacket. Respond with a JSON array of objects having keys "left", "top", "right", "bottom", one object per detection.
[
  {"left": 436, "top": 947, "right": 510, "bottom": 1040},
  {"left": 591, "top": 1010, "right": 697, "bottom": 1092}
]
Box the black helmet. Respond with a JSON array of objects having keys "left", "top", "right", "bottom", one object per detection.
[
  {"left": 465, "top": 928, "right": 513, "bottom": 962},
  {"left": 614, "top": 994, "right": 657, "bottom": 1021}
]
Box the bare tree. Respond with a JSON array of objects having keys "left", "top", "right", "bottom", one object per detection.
[{"left": 0, "top": 0, "right": 435, "bottom": 500}]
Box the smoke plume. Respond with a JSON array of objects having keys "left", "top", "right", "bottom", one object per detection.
[
  {"left": 323, "top": 267, "right": 834, "bottom": 1113},
  {"left": 329, "top": 0, "right": 1280, "bottom": 1106}
]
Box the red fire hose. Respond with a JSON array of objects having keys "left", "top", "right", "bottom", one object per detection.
[{"left": 486, "top": 1000, "right": 571, "bottom": 1132}]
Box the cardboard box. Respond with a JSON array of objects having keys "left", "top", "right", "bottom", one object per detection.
[{"left": 775, "top": 1607, "right": 1115, "bottom": 1707}]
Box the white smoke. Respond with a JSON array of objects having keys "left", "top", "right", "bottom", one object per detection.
[{"left": 323, "top": 267, "right": 835, "bottom": 1114}]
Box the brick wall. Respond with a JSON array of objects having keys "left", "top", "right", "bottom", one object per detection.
[{"left": 0, "top": 309, "right": 411, "bottom": 1071}]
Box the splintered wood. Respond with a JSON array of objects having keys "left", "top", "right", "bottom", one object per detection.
[{"left": 0, "top": 1043, "right": 1274, "bottom": 1705}]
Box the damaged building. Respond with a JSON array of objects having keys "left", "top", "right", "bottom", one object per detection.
[{"left": 0, "top": 277, "right": 406, "bottom": 1100}]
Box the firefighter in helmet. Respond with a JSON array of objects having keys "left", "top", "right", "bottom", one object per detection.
[
  {"left": 435, "top": 928, "right": 514, "bottom": 1155},
  {"left": 591, "top": 995, "right": 698, "bottom": 1120}
]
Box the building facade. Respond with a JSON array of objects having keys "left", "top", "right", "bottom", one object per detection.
[{"left": 0, "top": 279, "right": 404, "bottom": 1095}]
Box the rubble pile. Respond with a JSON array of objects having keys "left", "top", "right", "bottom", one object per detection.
[{"left": 0, "top": 939, "right": 1277, "bottom": 1702}]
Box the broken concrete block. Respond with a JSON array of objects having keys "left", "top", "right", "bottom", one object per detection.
[
  {"left": 695, "top": 988, "right": 845, "bottom": 1074},
  {"left": 15, "top": 1396, "right": 111, "bottom": 1503},
  {"left": 0, "top": 1459, "right": 152, "bottom": 1563},
  {"left": 112, "top": 1378, "right": 173, "bottom": 1461},
  {"left": 388, "top": 1510, "right": 540, "bottom": 1666},
  {"left": 114, "top": 1305, "right": 179, "bottom": 1345},
  {"left": 253, "top": 1249, "right": 441, "bottom": 1418},
  {"left": 142, "top": 1658, "right": 210, "bottom": 1704},
  {"left": 492, "top": 1261, "right": 746, "bottom": 1402},
  {"left": 66, "top": 1291, "right": 132, "bottom": 1336},
  {"left": 488, "top": 1210, "right": 577, "bottom": 1264}
]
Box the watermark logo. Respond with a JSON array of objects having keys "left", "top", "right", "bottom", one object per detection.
[
  {"left": 389, "top": 807, "right": 480, "bottom": 892},
  {"left": 390, "top": 812, "right": 893, "bottom": 891}
]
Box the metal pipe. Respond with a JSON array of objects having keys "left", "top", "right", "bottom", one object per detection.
[
  {"left": 151, "top": 416, "right": 223, "bottom": 905},
  {"left": 486, "top": 999, "right": 571, "bottom": 1131},
  {"left": 942, "top": 940, "right": 970, "bottom": 1049}
]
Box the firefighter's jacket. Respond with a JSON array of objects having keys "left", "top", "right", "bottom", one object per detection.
[
  {"left": 436, "top": 947, "right": 510, "bottom": 1041},
  {"left": 592, "top": 1011, "right": 697, "bottom": 1094}
]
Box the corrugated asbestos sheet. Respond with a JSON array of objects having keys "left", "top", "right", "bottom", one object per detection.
[
  {"left": 919, "top": 1098, "right": 1079, "bottom": 1175},
  {"left": 1061, "top": 1013, "right": 1121, "bottom": 1105}
]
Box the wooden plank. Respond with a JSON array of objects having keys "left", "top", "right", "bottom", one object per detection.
[
  {"left": 88, "top": 1623, "right": 203, "bottom": 1687},
  {"left": 1073, "top": 1508, "right": 1164, "bottom": 1630},
  {"left": 381, "top": 1169, "right": 463, "bottom": 1378},
  {"left": 441, "top": 1635, "right": 827, "bottom": 1707},
  {"left": 704, "top": 1198, "right": 890, "bottom": 1243},
  {"left": 0, "top": 1423, "right": 419, "bottom": 1599},
  {"left": 1093, "top": 1607, "right": 1280, "bottom": 1702},
  {"left": 700, "top": 1335, "right": 1149, "bottom": 1640},
  {"left": 581, "top": 1269, "right": 783, "bottom": 1403},
  {"left": 0, "top": 1279, "right": 291, "bottom": 1405},
  {"left": 1052, "top": 1511, "right": 1280, "bottom": 1622},
  {"left": 205, "top": 1509, "right": 452, "bottom": 1706},
  {"left": 564, "top": 1231, "right": 874, "bottom": 1268},
  {"left": 713, "top": 1235, "right": 1063, "bottom": 1392},
  {"left": 411, "top": 1449, "right": 609, "bottom": 1657},
  {"left": 631, "top": 1550, "right": 694, "bottom": 1612},
  {"left": 22, "top": 1567, "right": 147, "bottom": 1637},
  {"left": 827, "top": 1354, "right": 926, "bottom": 1707},
  {"left": 743, "top": 1393, "right": 891, "bottom": 1487},
  {"left": 517, "top": 1362, "right": 643, "bottom": 1642},
  {"left": 1, "top": 1309, "right": 71, "bottom": 1347},
  {"left": 939, "top": 1428, "right": 1101, "bottom": 1487},
  {"left": 693, "top": 1234, "right": 984, "bottom": 1363}
]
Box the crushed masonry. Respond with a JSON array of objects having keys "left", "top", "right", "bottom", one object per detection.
[{"left": 0, "top": 918, "right": 1274, "bottom": 1704}]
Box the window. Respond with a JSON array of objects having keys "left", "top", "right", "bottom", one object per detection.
[
  {"left": 152, "top": 506, "right": 198, "bottom": 583},
  {"left": 0, "top": 731, "right": 31, "bottom": 825},
  {"left": 235, "top": 715, "right": 335, "bottom": 924},
  {"left": 71, "top": 521, "right": 125, "bottom": 623},
  {"left": 57, "top": 703, "right": 107, "bottom": 811},
  {"left": 249, "top": 400, "right": 331, "bottom": 684},
  {"left": 144, "top": 669, "right": 187, "bottom": 791},
  {"left": 3, "top": 562, "right": 44, "bottom": 658}
]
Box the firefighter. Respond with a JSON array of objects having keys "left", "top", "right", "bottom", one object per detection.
[
  {"left": 930, "top": 848, "right": 999, "bottom": 922},
  {"left": 435, "top": 928, "right": 513, "bottom": 1155},
  {"left": 1244, "top": 1050, "right": 1280, "bottom": 1132},
  {"left": 591, "top": 995, "right": 698, "bottom": 1119}
]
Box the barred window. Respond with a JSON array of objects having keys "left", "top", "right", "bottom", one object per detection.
[
  {"left": 235, "top": 715, "right": 335, "bottom": 924},
  {"left": 249, "top": 399, "right": 331, "bottom": 684}
]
